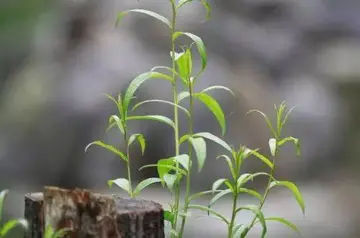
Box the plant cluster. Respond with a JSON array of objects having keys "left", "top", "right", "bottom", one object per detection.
[{"left": 85, "top": 0, "right": 305, "bottom": 237}]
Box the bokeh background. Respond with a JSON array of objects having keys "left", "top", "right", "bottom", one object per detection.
[{"left": 1, "top": 0, "right": 360, "bottom": 237}]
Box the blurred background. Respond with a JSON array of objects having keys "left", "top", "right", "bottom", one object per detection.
[{"left": 1, "top": 0, "right": 360, "bottom": 237}]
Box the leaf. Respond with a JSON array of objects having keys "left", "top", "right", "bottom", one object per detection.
[
  {"left": 188, "top": 204, "right": 229, "bottom": 224},
  {"left": 177, "top": 91, "right": 190, "bottom": 103},
  {"left": 201, "top": 85, "right": 235, "bottom": 96},
  {"left": 0, "top": 219, "right": 28, "bottom": 236},
  {"left": 238, "top": 188, "right": 262, "bottom": 200},
  {"left": 237, "top": 205, "right": 267, "bottom": 238},
  {"left": 179, "top": 134, "right": 190, "bottom": 145},
  {"left": 150, "top": 66, "right": 179, "bottom": 78},
  {"left": 248, "top": 150, "right": 274, "bottom": 169},
  {"left": 104, "top": 94, "right": 124, "bottom": 117},
  {"left": 189, "top": 190, "right": 223, "bottom": 201},
  {"left": 212, "top": 178, "right": 227, "bottom": 192},
  {"left": 278, "top": 137, "right": 301, "bottom": 156},
  {"left": 133, "top": 178, "right": 162, "bottom": 196},
  {"left": 128, "top": 134, "right": 146, "bottom": 155},
  {"left": 164, "top": 210, "right": 175, "bottom": 223},
  {"left": 237, "top": 172, "right": 273, "bottom": 189},
  {"left": 200, "top": 0, "right": 212, "bottom": 19},
  {"left": 276, "top": 102, "right": 286, "bottom": 135},
  {"left": 209, "top": 189, "right": 231, "bottom": 207},
  {"left": 232, "top": 224, "right": 247, "bottom": 238},
  {"left": 53, "top": 228, "right": 71, "bottom": 238},
  {"left": 264, "top": 217, "right": 300, "bottom": 234},
  {"left": 246, "top": 109, "right": 277, "bottom": 138},
  {"left": 108, "top": 178, "right": 131, "bottom": 193},
  {"left": 108, "top": 115, "right": 125, "bottom": 135},
  {"left": 216, "top": 154, "right": 236, "bottom": 180},
  {"left": 44, "top": 224, "right": 54, "bottom": 238},
  {"left": 177, "top": 0, "right": 192, "bottom": 8},
  {"left": 0, "top": 189, "right": 8, "bottom": 225},
  {"left": 140, "top": 164, "right": 187, "bottom": 177},
  {"left": 195, "top": 92, "right": 226, "bottom": 136},
  {"left": 268, "top": 138, "right": 277, "bottom": 157},
  {"left": 270, "top": 181, "right": 305, "bottom": 214},
  {"left": 163, "top": 173, "right": 177, "bottom": 190},
  {"left": 116, "top": 9, "right": 171, "bottom": 27},
  {"left": 193, "top": 132, "right": 232, "bottom": 152},
  {"left": 123, "top": 72, "right": 173, "bottom": 111},
  {"left": 127, "top": 115, "right": 175, "bottom": 129},
  {"left": 173, "top": 32, "right": 207, "bottom": 75},
  {"left": 175, "top": 48, "right": 193, "bottom": 84},
  {"left": 132, "top": 99, "right": 190, "bottom": 118},
  {"left": 85, "top": 141, "right": 128, "bottom": 162},
  {"left": 188, "top": 137, "right": 207, "bottom": 172},
  {"left": 281, "top": 105, "right": 296, "bottom": 129},
  {"left": 172, "top": 154, "right": 191, "bottom": 171}
]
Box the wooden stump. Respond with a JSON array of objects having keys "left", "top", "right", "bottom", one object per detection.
[{"left": 24, "top": 187, "right": 164, "bottom": 238}]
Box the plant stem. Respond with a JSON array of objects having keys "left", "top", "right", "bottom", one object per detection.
[
  {"left": 124, "top": 128, "right": 133, "bottom": 198},
  {"left": 228, "top": 191, "right": 239, "bottom": 238},
  {"left": 178, "top": 81, "right": 194, "bottom": 237},
  {"left": 169, "top": 0, "right": 181, "bottom": 235}
]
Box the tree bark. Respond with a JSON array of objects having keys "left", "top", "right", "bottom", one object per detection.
[{"left": 24, "top": 186, "right": 164, "bottom": 238}]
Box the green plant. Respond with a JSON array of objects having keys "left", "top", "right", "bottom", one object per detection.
[
  {"left": 44, "top": 224, "right": 70, "bottom": 238},
  {"left": 188, "top": 102, "right": 304, "bottom": 237},
  {"left": 0, "top": 190, "right": 28, "bottom": 238},
  {"left": 86, "top": 1, "right": 305, "bottom": 237}
]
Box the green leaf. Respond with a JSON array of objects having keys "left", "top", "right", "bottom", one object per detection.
[
  {"left": 0, "top": 189, "right": 8, "bottom": 225},
  {"left": 212, "top": 178, "right": 227, "bottom": 192},
  {"left": 278, "top": 137, "right": 301, "bottom": 156},
  {"left": 0, "top": 219, "right": 28, "bottom": 236},
  {"left": 108, "top": 178, "right": 131, "bottom": 193},
  {"left": 140, "top": 164, "right": 187, "bottom": 177},
  {"left": 163, "top": 173, "right": 177, "bottom": 190},
  {"left": 128, "top": 134, "right": 146, "bottom": 155},
  {"left": 188, "top": 137, "right": 207, "bottom": 172},
  {"left": 194, "top": 132, "right": 232, "bottom": 151},
  {"left": 246, "top": 109, "right": 277, "bottom": 138},
  {"left": 189, "top": 190, "right": 223, "bottom": 201},
  {"left": 237, "top": 172, "right": 273, "bottom": 189},
  {"left": 236, "top": 205, "right": 267, "bottom": 238},
  {"left": 123, "top": 72, "right": 173, "bottom": 111},
  {"left": 173, "top": 32, "right": 207, "bottom": 75},
  {"left": 270, "top": 181, "right": 305, "bottom": 214},
  {"left": 177, "top": 0, "right": 192, "bottom": 8},
  {"left": 201, "top": 85, "right": 235, "bottom": 96},
  {"left": 127, "top": 115, "right": 175, "bottom": 129},
  {"left": 238, "top": 188, "right": 262, "bottom": 200},
  {"left": 172, "top": 154, "right": 191, "bottom": 171},
  {"left": 188, "top": 204, "right": 229, "bottom": 224},
  {"left": 276, "top": 102, "right": 286, "bottom": 136},
  {"left": 44, "top": 224, "right": 54, "bottom": 238},
  {"left": 175, "top": 48, "right": 193, "bottom": 84},
  {"left": 164, "top": 210, "right": 175, "bottom": 223},
  {"left": 52, "top": 227, "right": 72, "bottom": 238},
  {"left": 248, "top": 149, "right": 274, "bottom": 169},
  {"left": 132, "top": 99, "right": 190, "bottom": 118},
  {"left": 116, "top": 9, "right": 171, "bottom": 27},
  {"left": 195, "top": 92, "right": 226, "bottom": 136},
  {"left": 85, "top": 141, "right": 128, "bottom": 162},
  {"left": 200, "top": 0, "right": 212, "bottom": 19},
  {"left": 209, "top": 189, "right": 231, "bottom": 207},
  {"left": 281, "top": 105, "right": 296, "bottom": 129},
  {"left": 232, "top": 224, "right": 247, "bottom": 238},
  {"left": 177, "top": 91, "right": 190, "bottom": 103},
  {"left": 264, "top": 217, "right": 300, "bottom": 234},
  {"left": 133, "top": 178, "right": 162, "bottom": 196},
  {"left": 179, "top": 134, "right": 190, "bottom": 145},
  {"left": 108, "top": 115, "right": 125, "bottom": 134},
  {"left": 216, "top": 155, "right": 236, "bottom": 180},
  {"left": 268, "top": 138, "right": 277, "bottom": 157}
]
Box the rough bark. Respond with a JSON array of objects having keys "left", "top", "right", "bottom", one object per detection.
[{"left": 24, "top": 186, "right": 164, "bottom": 238}]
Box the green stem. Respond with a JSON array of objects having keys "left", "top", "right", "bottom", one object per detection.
[
  {"left": 178, "top": 81, "right": 194, "bottom": 237},
  {"left": 228, "top": 191, "right": 239, "bottom": 238},
  {"left": 169, "top": 0, "right": 181, "bottom": 235},
  {"left": 124, "top": 126, "right": 133, "bottom": 198}
]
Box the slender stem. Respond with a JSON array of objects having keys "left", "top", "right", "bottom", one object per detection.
[
  {"left": 228, "top": 191, "right": 239, "bottom": 238},
  {"left": 169, "top": 0, "right": 181, "bottom": 235},
  {"left": 123, "top": 126, "right": 133, "bottom": 198},
  {"left": 178, "top": 81, "right": 194, "bottom": 237}
]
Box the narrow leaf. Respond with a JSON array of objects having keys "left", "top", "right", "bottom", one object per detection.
[
  {"left": 194, "top": 132, "right": 232, "bottom": 152},
  {"left": 278, "top": 137, "right": 301, "bottom": 156},
  {"left": 127, "top": 115, "right": 175, "bottom": 129},
  {"left": 236, "top": 205, "right": 267, "bottom": 238},
  {"left": 108, "top": 178, "right": 131, "bottom": 193},
  {"left": 163, "top": 173, "right": 177, "bottom": 190},
  {"left": 238, "top": 188, "right": 262, "bottom": 200},
  {"left": 0, "top": 219, "right": 28, "bottom": 236},
  {"left": 132, "top": 99, "right": 190, "bottom": 118},
  {"left": 270, "top": 181, "right": 305, "bottom": 214},
  {"left": 173, "top": 32, "right": 207, "bottom": 74},
  {"left": 123, "top": 72, "right": 173, "bottom": 111},
  {"left": 133, "top": 178, "right": 162, "bottom": 196},
  {"left": 202, "top": 85, "right": 235, "bottom": 96},
  {"left": 246, "top": 110, "right": 277, "bottom": 138},
  {"left": 85, "top": 141, "right": 128, "bottom": 162},
  {"left": 189, "top": 137, "right": 207, "bottom": 172},
  {"left": 164, "top": 210, "right": 175, "bottom": 223},
  {"left": 179, "top": 134, "right": 190, "bottom": 145},
  {"left": 195, "top": 92, "right": 226, "bottom": 135},
  {"left": 140, "top": 164, "right": 187, "bottom": 177},
  {"left": 177, "top": 91, "right": 190, "bottom": 103},
  {"left": 269, "top": 138, "right": 277, "bottom": 156},
  {"left": 108, "top": 115, "right": 125, "bottom": 135},
  {"left": 128, "top": 134, "right": 146, "bottom": 155},
  {"left": 172, "top": 154, "right": 191, "bottom": 171},
  {"left": 216, "top": 155, "right": 236, "bottom": 180},
  {"left": 248, "top": 150, "right": 274, "bottom": 169},
  {"left": 175, "top": 48, "right": 193, "bottom": 84},
  {"left": 281, "top": 105, "right": 296, "bottom": 129},
  {"left": 264, "top": 217, "right": 300, "bottom": 234},
  {"left": 116, "top": 9, "right": 171, "bottom": 27},
  {"left": 232, "top": 224, "right": 247, "bottom": 238},
  {"left": 212, "top": 178, "right": 227, "bottom": 192},
  {"left": 200, "top": 0, "right": 212, "bottom": 19},
  {"left": 0, "top": 189, "right": 8, "bottom": 225},
  {"left": 209, "top": 189, "right": 231, "bottom": 207},
  {"left": 188, "top": 204, "right": 229, "bottom": 224}
]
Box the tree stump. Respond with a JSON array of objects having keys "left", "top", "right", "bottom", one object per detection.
[{"left": 24, "top": 186, "right": 164, "bottom": 238}]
